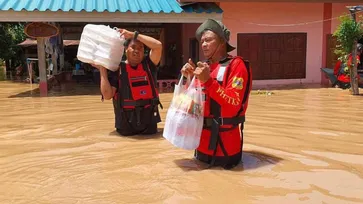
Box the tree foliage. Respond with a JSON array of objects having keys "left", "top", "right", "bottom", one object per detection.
[
  {"left": 0, "top": 23, "right": 26, "bottom": 67},
  {"left": 333, "top": 14, "right": 363, "bottom": 66}
]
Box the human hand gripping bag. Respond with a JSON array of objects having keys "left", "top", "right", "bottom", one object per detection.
[
  {"left": 77, "top": 24, "right": 125, "bottom": 71},
  {"left": 163, "top": 76, "right": 204, "bottom": 150}
]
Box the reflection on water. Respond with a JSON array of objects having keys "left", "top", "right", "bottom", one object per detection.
[{"left": 1, "top": 81, "right": 363, "bottom": 204}]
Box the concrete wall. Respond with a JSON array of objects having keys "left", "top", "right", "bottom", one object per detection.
[
  {"left": 331, "top": 3, "right": 362, "bottom": 34},
  {"left": 219, "top": 2, "right": 362, "bottom": 87},
  {"left": 220, "top": 2, "right": 324, "bottom": 86}
]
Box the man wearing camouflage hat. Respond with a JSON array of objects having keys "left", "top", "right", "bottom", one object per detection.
[{"left": 181, "top": 19, "right": 252, "bottom": 169}]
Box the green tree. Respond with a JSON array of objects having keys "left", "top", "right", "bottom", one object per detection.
[
  {"left": 0, "top": 23, "right": 26, "bottom": 70},
  {"left": 333, "top": 14, "right": 363, "bottom": 94},
  {"left": 334, "top": 15, "right": 363, "bottom": 61}
]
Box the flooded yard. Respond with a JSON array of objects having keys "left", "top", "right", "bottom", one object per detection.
[{"left": 0, "top": 81, "right": 362, "bottom": 204}]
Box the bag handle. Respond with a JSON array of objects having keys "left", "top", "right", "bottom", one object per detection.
[
  {"left": 187, "top": 76, "right": 202, "bottom": 90},
  {"left": 177, "top": 74, "right": 191, "bottom": 87}
]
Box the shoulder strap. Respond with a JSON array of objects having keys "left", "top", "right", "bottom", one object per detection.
[
  {"left": 142, "top": 60, "right": 158, "bottom": 99},
  {"left": 222, "top": 56, "right": 251, "bottom": 116},
  {"left": 117, "top": 62, "right": 128, "bottom": 110},
  {"left": 235, "top": 58, "right": 251, "bottom": 116}
]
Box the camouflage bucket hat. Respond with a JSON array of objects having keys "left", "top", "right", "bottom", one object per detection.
[{"left": 195, "top": 19, "right": 236, "bottom": 52}]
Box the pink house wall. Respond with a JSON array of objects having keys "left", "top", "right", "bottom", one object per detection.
[
  {"left": 331, "top": 3, "right": 362, "bottom": 34},
  {"left": 180, "top": 2, "right": 361, "bottom": 87},
  {"left": 220, "top": 2, "right": 324, "bottom": 86},
  {"left": 181, "top": 23, "right": 204, "bottom": 64}
]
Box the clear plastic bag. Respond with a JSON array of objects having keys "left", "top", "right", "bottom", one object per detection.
[
  {"left": 163, "top": 76, "right": 205, "bottom": 150},
  {"left": 77, "top": 24, "right": 125, "bottom": 71}
]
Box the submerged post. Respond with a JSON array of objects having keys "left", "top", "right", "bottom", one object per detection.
[
  {"left": 24, "top": 22, "right": 59, "bottom": 97},
  {"left": 37, "top": 38, "right": 48, "bottom": 96},
  {"left": 348, "top": 6, "right": 360, "bottom": 95}
]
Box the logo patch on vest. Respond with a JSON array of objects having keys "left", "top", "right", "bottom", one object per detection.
[{"left": 232, "top": 77, "right": 244, "bottom": 90}]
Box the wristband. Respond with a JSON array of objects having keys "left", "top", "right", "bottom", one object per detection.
[{"left": 134, "top": 31, "right": 139, "bottom": 40}]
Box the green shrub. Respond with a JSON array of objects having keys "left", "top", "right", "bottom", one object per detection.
[{"left": 333, "top": 14, "right": 363, "bottom": 72}]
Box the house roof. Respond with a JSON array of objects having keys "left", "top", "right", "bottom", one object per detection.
[
  {"left": 18, "top": 39, "right": 80, "bottom": 47},
  {"left": 182, "top": 2, "right": 223, "bottom": 14},
  {"left": 0, "top": 0, "right": 222, "bottom": 14},
  {"left": 0, "top": 0, "right": 223, "bottom": 23}
]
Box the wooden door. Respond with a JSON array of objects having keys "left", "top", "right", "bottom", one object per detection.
[
  {"left": 326, "top": 34, "right": 338, "bottom": 69},
  {"left": 237, "top": 34, "right": 262, "bottom": 78},
  {"left": 189, "top": 38, "right": 199, "bottom": 63},
  {"left": 163, "top": 23, "right": 182, "bottom": 78},
  {"left": 282, "top": 33, "right": 307, "bottom": 79},
  {"left": 237, "top": 33, "right": 307, "bottom": 80},
  {"left": 260, "top": 33, "right": 284, "bottom": 80}
]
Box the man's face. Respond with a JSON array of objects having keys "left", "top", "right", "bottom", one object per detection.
[
  {"left": 126, "top": 40, "right": 144, "bottom": 64},
  {"left": 200, "top": 30, "right": 223, "bottom": 59}
]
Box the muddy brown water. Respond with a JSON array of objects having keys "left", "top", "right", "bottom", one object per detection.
[{"left": 0, "top": 81, "right": 363, "bottom": 204}]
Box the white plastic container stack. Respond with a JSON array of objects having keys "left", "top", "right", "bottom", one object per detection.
[{"left": 77, "top": 24, "right": 125, "bottom": 71}]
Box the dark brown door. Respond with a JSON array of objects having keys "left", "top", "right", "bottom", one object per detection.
[
  {"left": 326, "top": 34, "right": 338, "bottom": 69},
  {"left": 163, "top": 23, "right": 182, "bottom": 78},
  {"left": 237, "top": 34, "right": 262, "bottom": 78},
  {"left": 237, "top": 33, "right": 307, "bottom": 80},
  {"left": 189, "top": 38, "right": 199, "bottom": 63}
]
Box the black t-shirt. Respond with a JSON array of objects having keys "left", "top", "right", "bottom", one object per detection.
[{"left": 108, "top": 55, "right": 158, "bottom": 92}]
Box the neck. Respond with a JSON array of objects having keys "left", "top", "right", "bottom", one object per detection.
[
  {"left": 209, "top": 53, "right": 228, "bottom": 64},
  {"left": 126, "top": 60, "right": 138, "bottom": 67}
]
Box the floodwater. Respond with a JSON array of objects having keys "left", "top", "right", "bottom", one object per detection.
[{"left": 0, "top": 81, "right": 363, "bottom": 204}]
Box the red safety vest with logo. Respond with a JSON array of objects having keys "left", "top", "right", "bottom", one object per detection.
[
  {"left": 195, "top": 56, "right": 252, "bottom": 169},
  {"left": 112, "top": 61, "right": 162, "bottom": 134}
]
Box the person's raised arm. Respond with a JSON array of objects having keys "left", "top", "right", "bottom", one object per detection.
[
  {"left": 92, "top": 64, "right": 117, "bottom": 100},
  {"left": 119, "top": 29, "right": 162, "bottom": 65}
]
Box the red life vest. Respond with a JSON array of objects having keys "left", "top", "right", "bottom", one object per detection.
[
  {"left": 195, "top": 56, "right": 252, "bottom": 169},
  {"left": 113, "top": 61, "right": 162, "bottom": 135}
]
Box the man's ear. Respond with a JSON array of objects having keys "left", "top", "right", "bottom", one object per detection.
[{"left": 218, "top": 36, "right": 226, "bottom": 46}]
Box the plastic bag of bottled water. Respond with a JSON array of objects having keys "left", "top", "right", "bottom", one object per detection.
[{"left": 77, "top": 24, "right": 125, "bottom": 71}]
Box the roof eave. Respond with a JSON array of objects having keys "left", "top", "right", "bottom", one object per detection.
[{"left": 0, "top": 10, "right": 223, "bottom": 23}]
